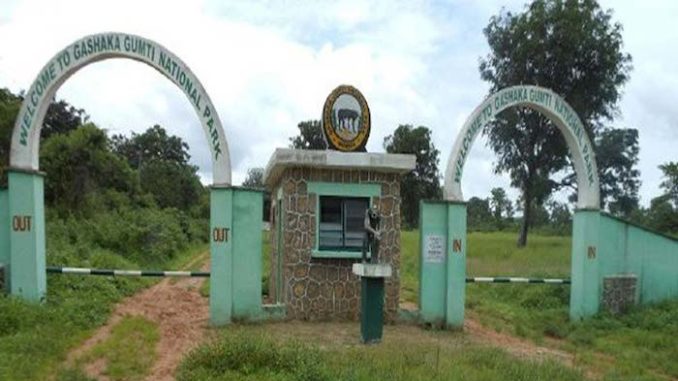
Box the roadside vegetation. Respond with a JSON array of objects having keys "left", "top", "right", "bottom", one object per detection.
[
  {"left": 178, "top": 326, "right": 585, "bottom": 381},
  {"left": 0, "top": 90, "right": 210, "bottom": 380},
  {"left": 400, "top": 229, "right": 678, "bottom": 380},
  {"left": 60, "top": 316, "right": 160, "bottom": 381}
]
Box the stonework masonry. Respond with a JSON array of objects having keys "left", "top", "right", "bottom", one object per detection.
[
  {"left": 602, "top": 274, "right": 638, "bottom": 315},
  {"left": 269, "top": 167, "right": 403, "bottom": 322}
]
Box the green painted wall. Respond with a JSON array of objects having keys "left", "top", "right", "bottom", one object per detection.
[
  {"left": 418, "top": 201, "right": 466, "bottom": 329},
  {"left": 570, "top": 210, "right": 601, "bottom": 320},
  {"left": 8, "top": 171, "right": 46, "bottom": 302},
  {"left": 419, "top": 202, "right": 447, "bottom": 325},
  {"left": 232, "top": 188, "right": 264, "bottom": 319},
  {"left": 0, "top": 188, "right": 9, "bottom": 292},
  {"left": 210, "top": 187, "right": 233, "bottom": 326},
  {"left": 598, "top": 214, "right": 678, "bottom": 305},
  {"left": 209, "top": 187, "right": 264, "bottom": 325},
  {"left": 446, "top": 203, "right": 466, "bottom": 328}
]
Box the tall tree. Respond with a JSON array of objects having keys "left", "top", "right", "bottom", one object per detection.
[
  {"left": 467, "top": 197, "right": 493, "bottom": 231},
  {"left": 0, "top": 88, "right": 22, "bottom": 186},
  {"left": 384, "top": 125, "right": 442, "bottom": 228},
  {"left": 243, "top": 167, "right": 264, "bottom": 188},
  {"left": 479, "top": 0, "right": 632, "bottom": 246},
  {"left": 490, "top": 187, "right": 513, "bottom": 219},
  {"left": 658, "top": 162, "right": 678, "bottom": 206},
  {"left": 112, "top": 124, "right": 190, "bottom": 169},
  {"left": 289, "top": 120, "right": 326, "bottom": 150},
  {"left": 594, "top": 128, "right": 640, "bottom": 217},
  {"left": 489, "top": 187, "right": 513, "bottom": 229},
  {"left": 41, "top": 124, "right": 139, "bottom": 212},
  {"left": 42, "top": 99, "right": 88, "bottom": 140},
  {"left": 111, "top": 125, "right": 202, "bottom": 210}
]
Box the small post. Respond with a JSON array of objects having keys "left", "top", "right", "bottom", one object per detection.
[{"left": 353, "top": 208, "right": 391, "bottom": 344}]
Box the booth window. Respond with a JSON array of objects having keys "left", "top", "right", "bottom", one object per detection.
[{"left": 318, "top": 196, "right": 369, "bottom": 251}]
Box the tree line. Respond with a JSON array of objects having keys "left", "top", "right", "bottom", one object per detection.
[
  {"left": 0, "top": 88, "right": 210, "bottom": 265},
  {"left": 279, "top": 0, "right": 677, "bottom": 242}
]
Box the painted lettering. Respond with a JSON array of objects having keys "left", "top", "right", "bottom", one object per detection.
[
  {"left": 212, "top": 227, "right": 230, "bottom": 242},
  {"left": 12, "top": 215, "right": 32, "bottom": 232},
  {"left": 452, "top": 239, "right": 462, "bottom": 253}
]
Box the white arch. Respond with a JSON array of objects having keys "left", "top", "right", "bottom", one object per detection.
[
  {"left": 10, "top": 32, "right": 231, "bottom": 185},
  {"left": 444, "top": 85, "right": 600, "bottom": 209}
]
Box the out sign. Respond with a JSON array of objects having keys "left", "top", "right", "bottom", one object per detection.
[
  {"left": 12, "top": 215, "right": 32, "bottom": 232},
  {"left": 213, "top": 227, "right": 230, "bottom": 242}
]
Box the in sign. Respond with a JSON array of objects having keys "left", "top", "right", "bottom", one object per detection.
[
  {"left": 213, "top": 227, "right": 230, "bottom": 242},
  {"left": 452, "top": 239, "right": 462, "bottom": 253},
  {"left": 587, "top": 246, "right": 596, "bottom": 259},
  {"left": 12, "top": 215, "right": 32, "bottom": 232}
]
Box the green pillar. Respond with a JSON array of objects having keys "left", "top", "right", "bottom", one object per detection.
[
  {"left": 1, "top": 187, "right": 9, "bottom": 292},
  {"left": 8, "top": 170, "right": 46, "bottom": 302},
  {"left": 445, "top": 203, "right": 466, "bottom": 329},
  {"left": 210, "top": 187, "right": 233, "bottom": 326},
  {"left": 231, "top": 188, "right": 263, "bottom": 320},
  {"left": 360, "top": 277, "right": 385, "bottom": 343},
  {"left": 418, "top": 201, "right": 466, "bottom": 329},
  {"left": 570, "top": 209, "right": 601, "bottom": 320},
  {"left": 210, "top": 187, "right": 264, "bottom": 325}
]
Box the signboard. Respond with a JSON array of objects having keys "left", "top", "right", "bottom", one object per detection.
[
  {"left": 322, "top": 85, "right": 371, "bottom": 152},
  {"left": 10, "top": 32, "right": 231, "bottom": 185},
  {"left": 424, "top": 235, "right": 445, "bottom": 263}
]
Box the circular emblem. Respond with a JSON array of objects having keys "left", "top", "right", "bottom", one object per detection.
[{"left": 322, "top": 85, "right": 371, "bottom": 152}]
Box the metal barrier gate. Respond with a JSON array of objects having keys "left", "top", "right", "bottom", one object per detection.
[
  {"left": 46, "top": 266, "right": 210, "bottom": 278},
  {"left": 466, "top": 276, "right": 570, "bottom": 284}
]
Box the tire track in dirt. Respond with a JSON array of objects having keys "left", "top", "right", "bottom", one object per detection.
[{"left": 65, "top": 251, "right": 211, "bottom": 381}]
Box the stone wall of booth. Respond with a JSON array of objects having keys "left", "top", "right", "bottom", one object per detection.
[{"left": 269, "top": 167, "right": 402, "bottom": 321}]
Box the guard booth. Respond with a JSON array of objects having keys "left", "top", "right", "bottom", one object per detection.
[{"left": 263, "top": 85, "right": 415, "bottom": 321}]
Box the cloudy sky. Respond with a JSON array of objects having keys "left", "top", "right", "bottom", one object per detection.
[{"left": 0, "top": 0, "right": 675, "bottom": 207}]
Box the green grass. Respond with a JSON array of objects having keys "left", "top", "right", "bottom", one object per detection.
[
  {"left": 0, "top": 243, "right": 207, "bottom": 381},
  {"left": 64, "top": 316, "right": 160, "bottom": 381},
  {"left": 400, "top": 229, "right": 678, "bottom": 379},
  {"left": 178, "top": 328, "right": 585, "bottom": 381}
]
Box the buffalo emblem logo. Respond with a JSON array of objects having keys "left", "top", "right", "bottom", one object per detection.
[{"left": 322, "top": 85, "right": 371, "bottom": 152}]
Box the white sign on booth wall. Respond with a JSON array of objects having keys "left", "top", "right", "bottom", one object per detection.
[{"left": 424, "top": 235, "right": 445, "bottom": 263}]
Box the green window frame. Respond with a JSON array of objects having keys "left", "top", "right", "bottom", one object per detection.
[{"left": 308, "top": 181, "right": 381, "bottom": 259}]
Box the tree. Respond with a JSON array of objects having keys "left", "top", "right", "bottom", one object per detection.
[
  {"left": 646, "top": 197, "right": 678, "bottom": 235},
  {"left": 547, "top": 200, "right": 572, "bottom": 234},
  {"left": 479, "top": 0, "right": 632, "bottom": 246},
  {"left": 111, "top": 125, "right": 203, "bottom": 211},
  {"left": 489, "top": 187, "right": 513, "bottom": 228},
  {"left": 384, "top": 125, "right": 442, "bottom": 228},
  {"left": 0, "top": 88, "right": 21, "bottom": 186},
  {"left": 243, "top": 167, "right": 264, "bottom": 188},
  {"left": 40, "top": 124, "right": 139, "bottom": 212},
  {"left": 467, "top": 197, "right": 493, "bottom": 231},
  {"left": 112, "top": 124, "right": 190, "bottom": 169},
  {"left": 289, "top": 120, "right": 326, "bottom": 150},
  {"left": 42, "top": 99, "right": 88, "bottom": 140},
  {"left": 595, "top": 128, "right": 641, "bottom": 217},
  {"left": 659, "top": 162, "right": 678, "bottom": 206}
]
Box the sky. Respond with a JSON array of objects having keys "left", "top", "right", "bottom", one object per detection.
[{"left": 0, "top": 0, "right": 675, "bottom": 208}]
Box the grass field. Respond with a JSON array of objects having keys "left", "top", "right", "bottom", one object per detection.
[
  {"left": 0, "top": 243, "right": 207, "bottom": 381},
  {"left": 399, "top": 229, "right": 678, "bottom": 380},
  {"left": 177, "top": 323, "right": 585, "bottom": 381}
]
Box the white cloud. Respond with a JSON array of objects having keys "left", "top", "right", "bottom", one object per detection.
[{"left": 0, "top": 0, "right": 675, "bottom": 208}]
